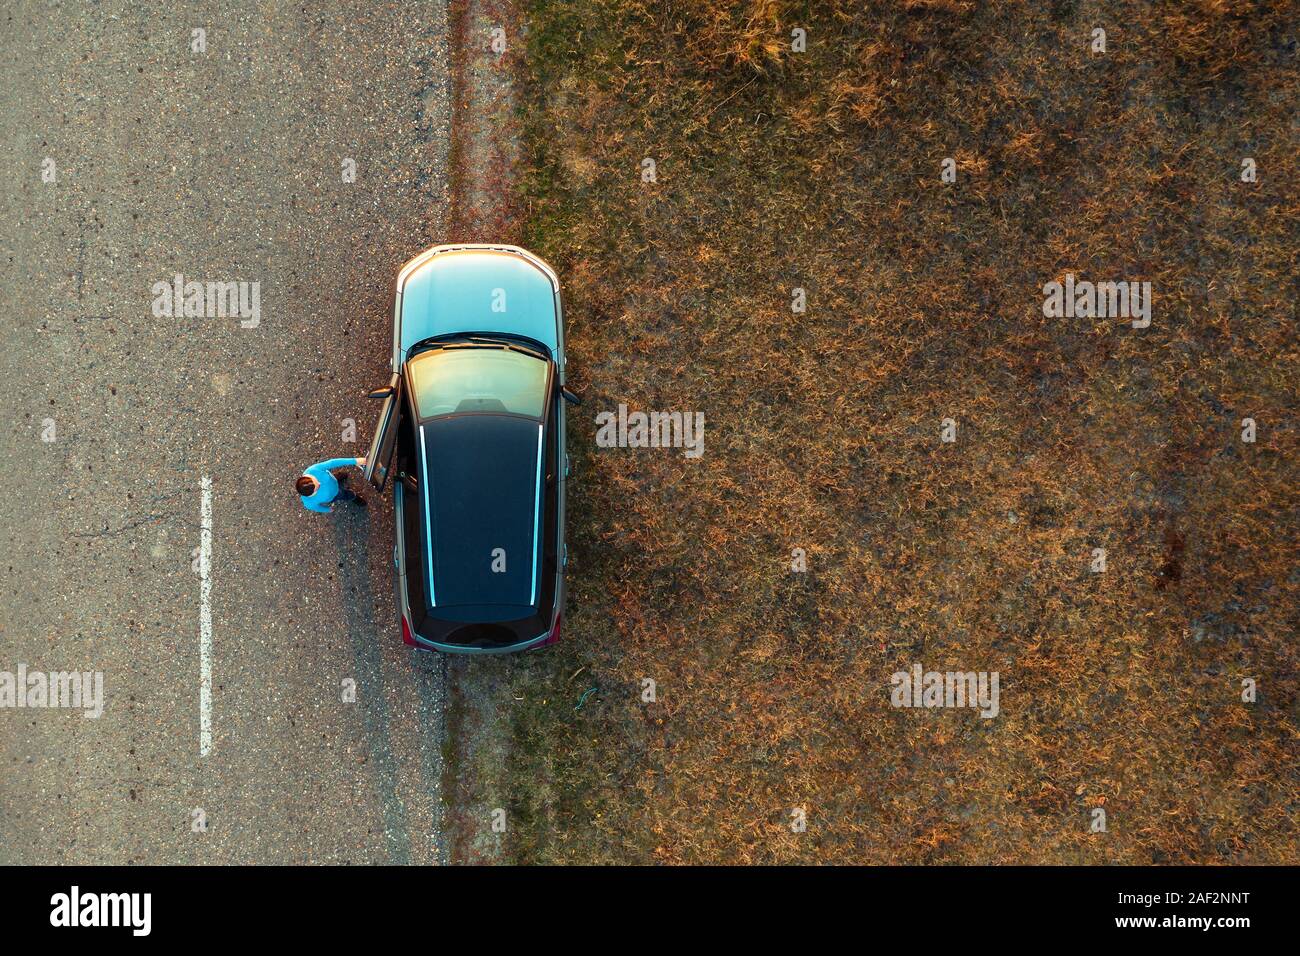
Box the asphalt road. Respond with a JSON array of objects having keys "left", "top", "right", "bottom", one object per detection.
[{"left": 0, "top": 1, "right": 453, "bottom": 864}]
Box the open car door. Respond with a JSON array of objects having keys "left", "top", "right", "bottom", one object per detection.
[{"left": 364, "top": 373, "right": 401, "bottom": 492}]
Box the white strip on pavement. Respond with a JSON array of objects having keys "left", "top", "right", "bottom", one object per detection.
[{"left": 199, "top": 475, "right": 213, "bottom": 756}]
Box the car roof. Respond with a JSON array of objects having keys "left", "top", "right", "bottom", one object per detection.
[{"left": 418, "top": 413, "right": 544, "bottom": 610}]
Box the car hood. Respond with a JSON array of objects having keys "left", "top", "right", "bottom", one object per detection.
[{"left": 399, "top": 249, "right": 559, "bottom": 360}]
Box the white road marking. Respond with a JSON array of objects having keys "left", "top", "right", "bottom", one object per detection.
[{"left": 199, "top": 475, "right": 213, "bottom": 756}]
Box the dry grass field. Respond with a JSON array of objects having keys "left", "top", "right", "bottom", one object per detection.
[{"left": 491, "top": 0, "right": 1297, "bottom": 863}]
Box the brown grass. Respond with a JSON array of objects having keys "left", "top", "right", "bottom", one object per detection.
[{"left": 502, "top": 0, "right": 1299, "bottom": 863}]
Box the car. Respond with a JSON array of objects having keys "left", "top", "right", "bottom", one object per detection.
[{"left": 363, "top": 244, "right": 580, "bottom": 653}]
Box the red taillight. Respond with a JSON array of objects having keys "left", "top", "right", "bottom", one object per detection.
[
  {"left": 538, "top": 613, "right": 562, "bottom": 648},
  {"left": 401, "top": 613, "right": 416, "bottom": 646}
]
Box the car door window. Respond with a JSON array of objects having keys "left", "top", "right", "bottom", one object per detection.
[{"left": 364, "top": 373, "right": 401, "bottom": 491}]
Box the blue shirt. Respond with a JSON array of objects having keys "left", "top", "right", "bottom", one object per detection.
[{"left": 300, "top": 457, "right": 361, "bottom": 513}]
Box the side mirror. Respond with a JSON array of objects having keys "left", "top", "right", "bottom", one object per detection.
[
  {"left": 560, "top": 385, "right": 582, "bottom": 406},
  {"left": 367, "top": 386, "right": 394, "bottom": 400}
]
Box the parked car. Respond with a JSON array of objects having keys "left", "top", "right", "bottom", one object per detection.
[{"left": 364, "top": 244, "right": 579, "bottom": 653}]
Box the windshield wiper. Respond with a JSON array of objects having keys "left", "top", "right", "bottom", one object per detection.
[
  {"left": 504, "top": 343, "right": 547, "bottom": 360},
  {"left": 408, "top": 334, "right": 547, "bottom": 361},
  {"left": 457, "top": 334, "right": 546, "bottom": 358}
]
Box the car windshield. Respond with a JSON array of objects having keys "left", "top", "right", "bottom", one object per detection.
[{"left": 407, "top": 346, "right": 548, "bottom": 420}]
